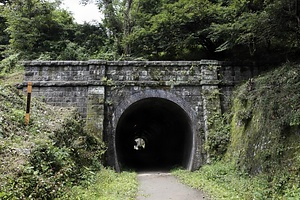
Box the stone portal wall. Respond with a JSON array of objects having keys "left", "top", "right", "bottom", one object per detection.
[
  {"left": 23, "top": 60, "right": 259, "bottom": 116},
  {"left": 23, "top": 60, "right": 260, "bottom": 170}
]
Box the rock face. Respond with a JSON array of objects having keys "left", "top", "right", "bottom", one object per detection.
[{"left": 23, "top": 60, "right": 259, "bottom": 171}]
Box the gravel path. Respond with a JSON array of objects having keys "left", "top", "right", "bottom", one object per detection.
[{"left": 136, "top": 172, "right": 210, "bottom": 200}]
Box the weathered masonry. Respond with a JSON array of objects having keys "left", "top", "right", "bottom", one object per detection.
[{"left": 23, "top": 60, "right": 259, "bottom": 172}]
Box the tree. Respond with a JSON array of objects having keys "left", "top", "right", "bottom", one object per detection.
[
  {"left": 0, "top": 3, "right": 9, "bottom": 60},
  {"left": 3, "top": 0, "right": 296, "bottom": 61},
  {"left": 81, "top": 0, "right": 134, "bottom": 57},
  {"left": 126, "top": 0, "right": 223, "bottom": 60},
  {"left": 208, "top": 0, "right": 300, "bottom": 61},
  {"left": 83, "top": 0, "right": 224, "bottom": 60},
  {"left": 73, "top": 22, "right": 111, "bottom": 59},
  {"left": 124, "top": 0, "right": 300, "bottom": 61},
  {"left": 3, "top": 0, "right": 75, "bottom": 59}
]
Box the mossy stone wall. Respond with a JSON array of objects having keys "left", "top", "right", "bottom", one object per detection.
[{"left": 23, "top": 60, "right": 260, "bottom": 170}]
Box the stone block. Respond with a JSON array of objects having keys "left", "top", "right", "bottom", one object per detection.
[{"left": 22, "top": 59, "right": 261, "bottom": 171}]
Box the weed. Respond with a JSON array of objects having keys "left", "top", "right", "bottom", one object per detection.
[
  {"left": 173, "top": 162, "right": 269, "bottom": 199},
  {"left": 176, "top": 63, "right": 300, "bottom": 199},
  {"left": 0, "top": 82, "right": 107, "bottom": 199},
  {"left": 61, "top": 168, "right": 138, "bottom": 200}
]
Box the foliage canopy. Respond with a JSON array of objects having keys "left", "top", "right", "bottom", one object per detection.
[
  {"left": 1, "top": 0, "right": 299, "bottom": 61},
  {"left": 82, "top": 0, "right": 300, "bottom": 61}
]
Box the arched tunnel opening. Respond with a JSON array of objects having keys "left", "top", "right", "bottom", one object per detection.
[{"left": 115, "top": 97, "right": 193, "bottom": 171}]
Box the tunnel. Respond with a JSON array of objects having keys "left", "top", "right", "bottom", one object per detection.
[{"left": 115, "top": 97, "right": 193, "bottom": 171}]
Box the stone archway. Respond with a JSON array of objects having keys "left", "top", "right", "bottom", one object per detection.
[
  {"left": 112, "top": 89, "right": 197, "bottom": 172},
  {"left": 22, "top": 60, "right": 259, "bottom": 172},
  {"left": 115, "top": 97, "right": 193, "bottom": 171}
]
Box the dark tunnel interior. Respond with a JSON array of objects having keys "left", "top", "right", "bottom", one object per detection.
[{"left": 116, "top": 98, "right": 193, "bottom": 171}]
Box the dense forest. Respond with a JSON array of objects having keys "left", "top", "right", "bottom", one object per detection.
[{"left": 1, "top": 0, "right": 300, "bottom": 66}]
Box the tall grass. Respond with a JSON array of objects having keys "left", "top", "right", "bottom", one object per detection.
[
  {"left": 60, "top": 168, "right": 138, "bottom": 200},
  {"left": 173, "top": 162, "right": 268, "bottom": 199}
]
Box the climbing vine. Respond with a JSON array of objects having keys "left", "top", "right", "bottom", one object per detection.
[
  {"left": 203, "top": 88, "right": 230, "bottom": 162},
  {"left": 205, "top": 113, "right": 231, "bottom": 162}
]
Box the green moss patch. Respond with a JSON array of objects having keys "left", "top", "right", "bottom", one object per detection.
[{"left": 227, "top": 63, "right": 300, "bottom": 175}]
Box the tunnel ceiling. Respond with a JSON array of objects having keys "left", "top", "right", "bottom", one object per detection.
[{"left": 116, "top": 97, "right": 193, "bottom": 171}]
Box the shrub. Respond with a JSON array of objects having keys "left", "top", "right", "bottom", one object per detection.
[
  {"left": 0, "top": 54, "right": 22, "bottom": 75},
  {"left": 5, "top": 144, "right": 76, "bottom": 199}
]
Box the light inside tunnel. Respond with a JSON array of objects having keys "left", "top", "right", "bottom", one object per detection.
[{"left": 115, "top": 97, "right": 193, "bottom": 171}]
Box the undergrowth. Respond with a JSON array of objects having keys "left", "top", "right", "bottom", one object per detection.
[
  {"left": 173, "top": 161, "right": 300, "bottom": 199},
  {"left": 0, "top": 83, "right": 84, "bottom": 199},
  {"left": 61, "top": 168, "right": 138, "bottom": 200},
  {"left": 174, "top": 62, "right": 300, "bottom": 199},
  {"left": 0, "top": 75, "right": 137, "bottom": 199},
  {"left": 173, "top": 162, "right": 268, "bottom": 199},
  {"left": 228, "top": 63, "right": 300, "bottom": 175}
]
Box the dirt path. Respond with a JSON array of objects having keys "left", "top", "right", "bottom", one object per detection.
[{"left": 136, "top": 172, "right": 210, "bottom": 200}]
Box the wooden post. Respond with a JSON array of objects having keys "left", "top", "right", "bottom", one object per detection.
[{"left": 25, "top": 82, "right": 32, "bottom": 125}]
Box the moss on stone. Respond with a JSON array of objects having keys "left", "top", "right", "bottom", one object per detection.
[{"left": 227, "top": 63, "right": 300, "bottom": 175}]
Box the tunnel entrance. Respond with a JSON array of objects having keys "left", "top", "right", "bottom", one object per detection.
[{"left": 115, "top": 97, "right": 193, "bottom": 171}]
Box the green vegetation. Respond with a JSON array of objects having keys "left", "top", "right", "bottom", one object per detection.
[
  {"left": 173, "top": 162, "right": 269, "bottom": 199},
  {"left": 228, "top": 63, "right": 300, "bottom": 175},
  {"left": 174, "top": 160, "right": 300, "bottom": 199},
  {"left": 202, "top": 86, "right": 231, "bottom": 162},
  {"left": 1, "top": 0, "right": 300, "bottom": 61},
  {"left": 1, "top": 0, "right": 300, "bottom": 199},
  {"left": 0, "top": 0, "right": 112, "bottom": 61},
  {"left": 174, "top": 63, "right": 300, "bottom": 199},
  {"left": 61, "top": 168, "right": 138, "bottom": 200},
  {"left": 0, "top": 74, "right": 137, "bottom": 199},
  {"left": 84, "top": 0, "right": 300, "bottom": 61}
]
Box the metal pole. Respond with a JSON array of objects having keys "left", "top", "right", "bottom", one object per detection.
[{"left": 25, "top": 82, "right": 32, "bottom": 125}]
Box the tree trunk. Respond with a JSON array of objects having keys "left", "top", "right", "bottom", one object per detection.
[{"left": 124, "top": 0, "right": 133, "bottom": 55}]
